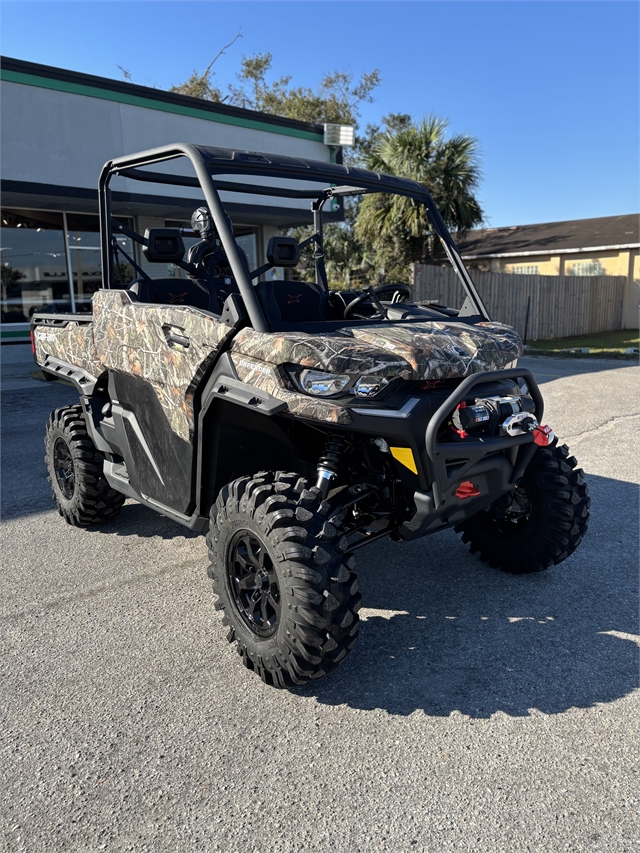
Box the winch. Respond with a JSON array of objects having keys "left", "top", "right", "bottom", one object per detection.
[{"left": 451, "top": 394, "right": 546, "bottom": 439}]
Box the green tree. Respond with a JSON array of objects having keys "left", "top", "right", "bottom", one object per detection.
[
  {"left": 227, "top": 54, "right": 380, "bottom": 125},
  {"left": 356, "top": 115, "right": 484, "bottom": 277},
  {"left": 170, "top": 42, "right": 380, "bottom": 127},
  {"left": 288, "top": 200, "right": 375, "bottom": 290}
]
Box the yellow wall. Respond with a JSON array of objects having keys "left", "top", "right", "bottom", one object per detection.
[
  {"left": 502, "top": 256, "right": 558, "bottom": 275},
  {"left": 502, "top": 249, "right": 632, "bottom": 277},
  {"left": 564, "top": 250, "right": 631, "bottom": 277}
]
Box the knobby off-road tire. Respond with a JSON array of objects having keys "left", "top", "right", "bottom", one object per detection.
[
  {"left": 455, "top": 442, "right": 590, "bottom": 574},
  {"left": 206, "top": 472, "right": 362, "bottom": 688},
  {"left": 44, "top": 405, "right": 125, "bottom": 527}
]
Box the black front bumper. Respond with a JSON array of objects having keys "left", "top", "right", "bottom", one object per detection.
[{"left": 345, "top": 368, "right": 544, "bottom": 541}]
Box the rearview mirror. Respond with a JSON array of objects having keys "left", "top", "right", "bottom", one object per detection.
[
  {"left": 266, "top": 236, "right": 299, "bottom": 267},
  {"left": 143, "top": 228, "right": 185, "bottom": 263}
]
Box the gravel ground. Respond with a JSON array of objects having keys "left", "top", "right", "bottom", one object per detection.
[{"left": 1, "top": 349, "right": 638, "bottom": 853}]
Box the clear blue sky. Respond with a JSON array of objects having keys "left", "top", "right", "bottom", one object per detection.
[{"left": 2, "top": 1, "right": 638, "bottom": 227}]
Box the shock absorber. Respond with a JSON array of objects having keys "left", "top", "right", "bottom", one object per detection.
[{"left": 316, "top": 435, "right": 347, "bottom": 498}]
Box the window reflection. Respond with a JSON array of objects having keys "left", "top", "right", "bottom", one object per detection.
[
  {"left": 67, "top": 213, "right": 133, "bottom": 311},
  {"left": 1, "top": 210, "right": 69, "bottom": 321}
]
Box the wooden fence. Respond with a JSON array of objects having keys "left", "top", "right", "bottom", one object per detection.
[{"left": 410, "top": 265, "right": 627, "bottom": 341}]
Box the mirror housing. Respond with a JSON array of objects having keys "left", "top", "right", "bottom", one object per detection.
[
  {"left": 266, "top": 236, "right": 299, "bottom": 268},
  {"left": 143, "top": 229, "right": 185, "bottom": 263}
]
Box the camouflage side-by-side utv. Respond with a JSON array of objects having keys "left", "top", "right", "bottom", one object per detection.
[{"left": 32, "top": 144, "right": 590, "bottom": 688}]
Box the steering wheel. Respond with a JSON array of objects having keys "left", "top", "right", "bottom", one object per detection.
[{"left": 344, "top": 283, "right": 412, "bottom": 319}]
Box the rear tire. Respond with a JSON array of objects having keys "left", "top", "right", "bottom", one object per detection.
[
  {"left": 44, "top": 405, "right": 125, "bottom": 527},
  {"left": 206, "top": 471, "right": 361, "bottom": 688},
  {"left": 455, "top": 442, "right": 590, "bottom": 574}
]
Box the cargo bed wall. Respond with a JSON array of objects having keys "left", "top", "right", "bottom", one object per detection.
[{"left": 32, "top": 316, "right": 104, "bottom": 379}]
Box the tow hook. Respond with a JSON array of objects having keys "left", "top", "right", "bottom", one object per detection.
[
  {"left": 530, "top": 423, "right": 554, "bottom": 446},
  {"left": 455, "top": 481, "right": 481, "bottom": 499}
]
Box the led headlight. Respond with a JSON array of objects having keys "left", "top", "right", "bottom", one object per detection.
[
  {"left": 353, "top": 376, "right": 389, "bottom": 398},
  {"left": 299, "top": 369, "right": 350, "bottom": 396}
]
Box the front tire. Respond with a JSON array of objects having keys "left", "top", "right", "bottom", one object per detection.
[
  {"left": 455, "top": 442, "right": 590, "bottom": 574},
  {"left": 44, "top": 405, "right": 125, "bottom": 527},
  {"left": 206, "top": 472, "right": 361, "bottom": 688}
]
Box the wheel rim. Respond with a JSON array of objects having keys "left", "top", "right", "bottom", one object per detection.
[
  {"left": 227, "top": 531, "right": 281, "bottom": 637},
  {"left": 53, "top": 437, "right": 75, "bottom": 500},
  {"left": 478, "top": 482, "right": 532, "bottom": 538}
]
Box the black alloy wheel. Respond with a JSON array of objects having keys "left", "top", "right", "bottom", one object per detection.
[
  {"left": 228, "top": 532, "right": 280, "bottom": 637},
  {"left": 455, "top": 442, "right": 590, "bottom": 574},
  {"left": 53, "top": 437, "right": 76, "bottom": 500},
  {"left": 207, "top": 471, "right": 362, "bottom": 688},
  {"left": 477, "top": 482, "right": 532, "bottom": 537},
  {"left": 44, "top": 405, "right": 125, "bottom": 527}
]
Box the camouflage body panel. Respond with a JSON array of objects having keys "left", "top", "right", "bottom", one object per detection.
[
  {"left": 231, "top": 320, "right": 522, "bottom": 382},
  {"left": 92, "top": 290, "right": 233, "bottom": 442},
  {"left": 33, "top": 320, "right": 103, "bottom": 379},
  {"left": 232, "top": 354, "right": 351, "bottom": 425}
]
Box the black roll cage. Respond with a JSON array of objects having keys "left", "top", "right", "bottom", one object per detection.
[{"left": 99, "top": 142, "right": 489, "bottom": 334}]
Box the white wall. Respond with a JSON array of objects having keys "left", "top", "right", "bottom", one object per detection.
[{"left": 1, "top": 81, "right": 330, "bottom": 213}]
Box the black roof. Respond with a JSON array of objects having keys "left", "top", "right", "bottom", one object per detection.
[
  {"left": 456, "top": 214, "right": 640, "bottom": 257},
  {"left": 110, "top": 142, "right": 428, "bottom": 200}
]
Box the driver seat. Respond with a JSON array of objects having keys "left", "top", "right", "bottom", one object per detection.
[{"left": 255, "top": 280, "right": 331, "bottom": 324}]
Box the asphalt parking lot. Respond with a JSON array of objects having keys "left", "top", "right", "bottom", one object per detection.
[{"left": 1, "top": 347, "right": 638, "bottom": 853}]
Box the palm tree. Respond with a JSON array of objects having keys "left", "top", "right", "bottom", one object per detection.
[{"left": 356, "top": 116, "right": 484, "bottom": 266}]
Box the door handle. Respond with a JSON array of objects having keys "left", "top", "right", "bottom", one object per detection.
[{"left": 162, "top": 325, "right": 190, "bottom": 348}]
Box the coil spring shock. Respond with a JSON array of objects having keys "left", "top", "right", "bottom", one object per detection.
[{"left": 316, "top": 435, "right": 347, "bottom": 497}]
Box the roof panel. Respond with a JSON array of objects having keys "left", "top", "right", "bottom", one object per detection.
[{"left": 456, "top": 214, "right": 640, "bottom": 257}]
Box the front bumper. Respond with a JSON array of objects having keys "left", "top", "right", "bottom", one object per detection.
[{"left": 344, "top": 368, "right": 545, "bottom": 540}]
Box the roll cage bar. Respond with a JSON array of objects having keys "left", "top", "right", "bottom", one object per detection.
[{"left": 99, "top": 142, "right": 489, "bottom": 333}]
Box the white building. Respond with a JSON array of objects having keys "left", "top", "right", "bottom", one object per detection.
[{"left": 1, "top": 56, "right": 339, "bottom": 341}]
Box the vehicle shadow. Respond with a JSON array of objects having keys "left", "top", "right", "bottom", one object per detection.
[
  {"left": 299, "top": 473, "right": 638, "bottom": 718},
  {"left": 97, "top": 501, "right": 201, "bottom": 540}
]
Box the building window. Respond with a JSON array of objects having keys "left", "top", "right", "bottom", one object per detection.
[
  {"left": 0, "top": 208, "right": 134, "bottom": 323},
  {"left": 569, "top": 261, "right": 605, "bottom": 276},
  {"left": 67, "top": 213, "right": 134, "bottom": 311},
  {"left": 1, "top": 209, "right": 68, "bottom": 322},
  {"left": 510, "top": 264, "right": 540, "bottom": 275}
]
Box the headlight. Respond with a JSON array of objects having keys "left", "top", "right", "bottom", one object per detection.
[
  {"left": 299, "top": 369, "right": 350, "bottom": 396},
  {"left": 353, "top": 376, "right": 389, "bottom": 397}
]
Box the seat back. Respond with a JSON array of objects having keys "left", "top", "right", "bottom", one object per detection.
[
  {"left": 255, "top": 280, "right": 330, "bottom": 324},
  {"left": 129, "top": 278, "right": 211, "bottom": 311}
]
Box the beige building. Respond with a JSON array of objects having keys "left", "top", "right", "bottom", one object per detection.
[{"left": 456, "top": 214, "right": 639, "bottom": 329}]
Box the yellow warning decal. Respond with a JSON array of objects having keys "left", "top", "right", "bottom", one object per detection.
[{"left": 390, "top": 447, "right": 418, "bottom": 475}]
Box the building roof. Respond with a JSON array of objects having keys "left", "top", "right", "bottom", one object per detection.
[
  {"left": 0, "top": 56, "right": 325, "bottom": 142},
  {"left": 456, "top": 213, "right": 640, "bottom": 258}
]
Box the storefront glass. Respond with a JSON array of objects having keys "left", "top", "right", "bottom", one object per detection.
[
  {"left": 67, "top": 213, "right": 134, "bottom": 311},
  {"left": 1, "top": 210, "right": 69, "bottom": 321},
  {"left": 0, "top": 209, "right": 134, "bottom": 322},
  {"left": 1, "top": 207, "right": 255, "bottom": 323}
]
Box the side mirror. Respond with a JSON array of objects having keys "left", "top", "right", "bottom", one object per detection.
[
  {"left": 143, "top": 229, "right": 185, "bottom": 263},
  {"left": 266, "top": 236, "right": 299, "bottom": 267}
]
